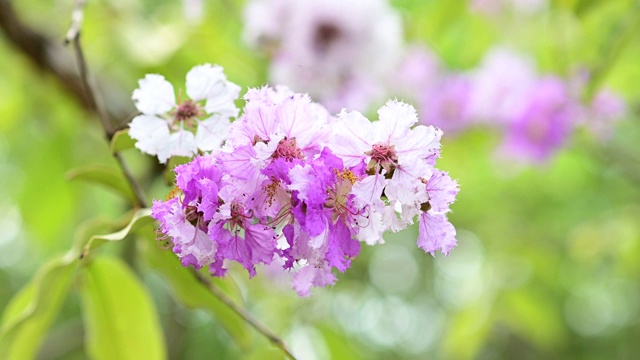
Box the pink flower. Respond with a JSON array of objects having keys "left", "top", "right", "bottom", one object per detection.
[{"left": 498, "top": 77, "right": 577, "bottom": 163}]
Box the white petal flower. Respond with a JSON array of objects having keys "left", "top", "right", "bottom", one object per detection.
[
  {"left": 157, "top": 131, "right": 197, "bottom": 163},
  {"left": 196, "top": 116, "right": 231, "bottom": 151},
  {"left": 129, "top": 64, "right": 242, "bottom": 163},
  {"left": 132, "top": 74, "right": 176, "bottom": 115},
  {"left": 129, "top": 115, "right": 171, "bottom": 160},
  {"left": 372, "top": 100, "right": 418, "bottom": 143},
  {"left": 205, "top": 81, "right": 241, "bottom": 117},
  {"left": 186, "top": 64, "right": 226, "bottom": 101}
]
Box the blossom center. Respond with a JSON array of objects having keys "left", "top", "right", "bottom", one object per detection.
[
  {"left": 174, "top": 100, "right": 200, "bottom": 122},
  {"left": 229, "top": 202, "right": 251, "bottom": 229},
  {"left": 272, "top": 137, "right": 304, "bottom": 161},
  {"left": 314, "top": 22, "right": 341, "bottom": 54},
  {"left": 324, "top": 169, "right": 358, "bottom": 222},
  {"left": 365, "top": 143, "right": 398, "bottom": 176}
]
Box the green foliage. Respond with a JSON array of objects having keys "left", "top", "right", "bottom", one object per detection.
[
  {"left": 79, "top": 256, "right": 166, "bottom": 360},
  {"left": 110, "top": 129, "right": 137, "bottom": 154},
  {"left": 141, "top": 235, "right": 251, "bottom": 349},
  {"left": 80, "top": 208, "right": 153, "bottom": 259},
  {"left": 0, "top": 255, "right": 77, "bottom": 359},
  {"left": 67, "top": 165, "right": 138, "bottom": 204}
]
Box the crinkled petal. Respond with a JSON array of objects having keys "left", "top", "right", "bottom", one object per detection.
[
  {"left": 244, "top": 222, "right": 277, "bottom": 265},
  {"left": 217, "top": 144, "right": 258, "bottom": 180},
  {"left": 386, "top": 161, "right": 430, "bottom": 206},
  {"left": 132, "top": 74, "right": 175, "bottom": 115},
  {"left": 292, "top": 264, "right": 336, "bottom": 297},
  {"left": 196, "top": 115, "right": 230, "bottom": 151},
  {"left": 352, "top": 174, "right": 387, "bottom": 206},
  {"left": 354, "top": 206, "right": 386, "bottom": 245},
  {"left": 156, "top": 130, "right": 197, "bottom": 163},
  {"left": 129, "top": 115, "right": 171, "bottom": 160},
  {"left": 204, "top": 81, "right": 241, "bottom": 117},
  {"left": 395, "top": 125, "right": 442, "bottom": 160},
  {"left": 186, "top": 63, "right": 225, "bottom": 101},
  {"left": 374, "top": 100, "right": 418, "bottom": 143},
  {"left": 418, "top": 212, "right": 457, "bottom": 255},
  {"left": 426, "top": 170, "right": 459, "bottom": 212},
  {"left": 330, "top": 110, "right": 373, "bottom": 167}
]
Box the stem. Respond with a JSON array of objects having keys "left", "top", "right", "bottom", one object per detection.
[
  {"left": 0, "top": 0, "right": 133, "bottom": 128},
  {"left": 64, "top": 0, "right": 148, "bottom": 208},
  {"left": 192, "top": 271, "right": 297, "bottom": 360}
]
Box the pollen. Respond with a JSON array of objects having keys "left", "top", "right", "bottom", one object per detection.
[
  {"left": 166, "top": 186, "right": 183, "bottom": 200},
  {"left": 263, "top": 177, "right": 280, "bottom": 206},
  {"left": 333, "top": 168, "right": 359, "bottom": 185}
]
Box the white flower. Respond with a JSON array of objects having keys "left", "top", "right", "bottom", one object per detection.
[
  {"left": 243, "top": 0, "right": 403, "bottom": 112},
  {"left": 330, "top": 100, "right": 442, "bottom": 225},
  {"left": 129, "top": 64, "right": 241, "bottom": 163}
]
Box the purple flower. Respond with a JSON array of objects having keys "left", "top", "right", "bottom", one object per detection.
[
  {"left": 152, "top": 198, "right": 218, "bottom": 269},
  {"left": 144, "top": 80, "right": 459, "bottom": 296},
  {"left": 420, "top": 75, "right": 474, "bottom": 134},
  {"left": 469, "top": 47, "right": 537, "bottom": 125},
  {"left": 498, "top": 77, "right": 577, "bottom": 163},
  {"left": 417, "top": 170, "right": 459, "bottom": 255}
]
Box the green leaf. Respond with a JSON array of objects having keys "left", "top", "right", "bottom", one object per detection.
[
  {"left": 110, "top": 128, "right": 136, "bottom": 154},
  {"left": 66, "top": 165, "right": 137, "bottom": 204},
  {"left": 80, "top": 256, "right": 166, "bottom": 360},
  {"left": 80, "top": 208, "right": 153, "bottom": 259},
  {"left": 141, "top": 235, "right": 250, "bottom": 348},
  {"left": 0, "top": 255, "right": 77, "bottom": 360}
]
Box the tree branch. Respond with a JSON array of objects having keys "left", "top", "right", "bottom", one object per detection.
[
  {"left": 0, "top": 0, "right": 133, "bottom": 135},
  {"left": 193, "top": 271, "right": 297, "bottom": 360}
]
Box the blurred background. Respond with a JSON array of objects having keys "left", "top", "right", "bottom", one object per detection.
[{"left": 1, "top": 0, "right": 640, "bottom": 359}]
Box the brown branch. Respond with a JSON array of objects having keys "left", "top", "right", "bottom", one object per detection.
[
  {"left": 62, "top": 0, "right": 148, "bottom": 208},
  {"left": 193, "top": 271, "right": 298, "bottom": 360}
]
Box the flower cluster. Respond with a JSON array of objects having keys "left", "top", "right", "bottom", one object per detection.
[
  {"left": 135, "top": 65, "right": 459, "bottom": 296},
  {"left": 242, "top": 0, "right": 627, "bottom": 165},
  {"left": 394, "top": 46, "right": 627, "bottom": 164}
]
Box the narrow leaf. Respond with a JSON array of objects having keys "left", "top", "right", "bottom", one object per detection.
[
  {"left": 81, "top": 208, "right": 153, "bottom": 259},
  {"left": 80, "top": 256, "right": 166, "bottom": 360},
  {"left": 66, "top": 165, "right": 137, "bottom": 203},
  {"left": 0, "top": 255, "right": 77, "bottom": 359},
  {"left": 110, "top": 128, "right": 136, "bottom": 154},
  {"left": 141, "top": 235, "right": 250, "bottom": 348}
]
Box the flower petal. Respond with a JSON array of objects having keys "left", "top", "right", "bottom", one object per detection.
[
  {"left": 196, "top": 115, "right": 230, "bottom": 151},
  {"left": 129, "top": 115, "right": 171, "bottom": 159},
  {"left": 186, "top": 63, "right": 225, "bottom": 101},
  {"left": 132, "top": 74, "right": 175, "bottom": 115}
]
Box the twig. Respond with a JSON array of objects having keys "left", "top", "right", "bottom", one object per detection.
[
  {"left": 64, "top": 0, "right": 148, "bottom": 208},
  {"left": 0, "top": 0, "right": 133, "bottom": 129},
  {"left": 64, "top": 0, "right": 87, "bottom": 45},
  {"left": 192, "top": 271, "right": 297, "bottom": 360}
]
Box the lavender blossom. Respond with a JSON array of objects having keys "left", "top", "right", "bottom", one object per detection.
[{"left": 143, "top": 68, "right": 459, "bottom": 296}]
